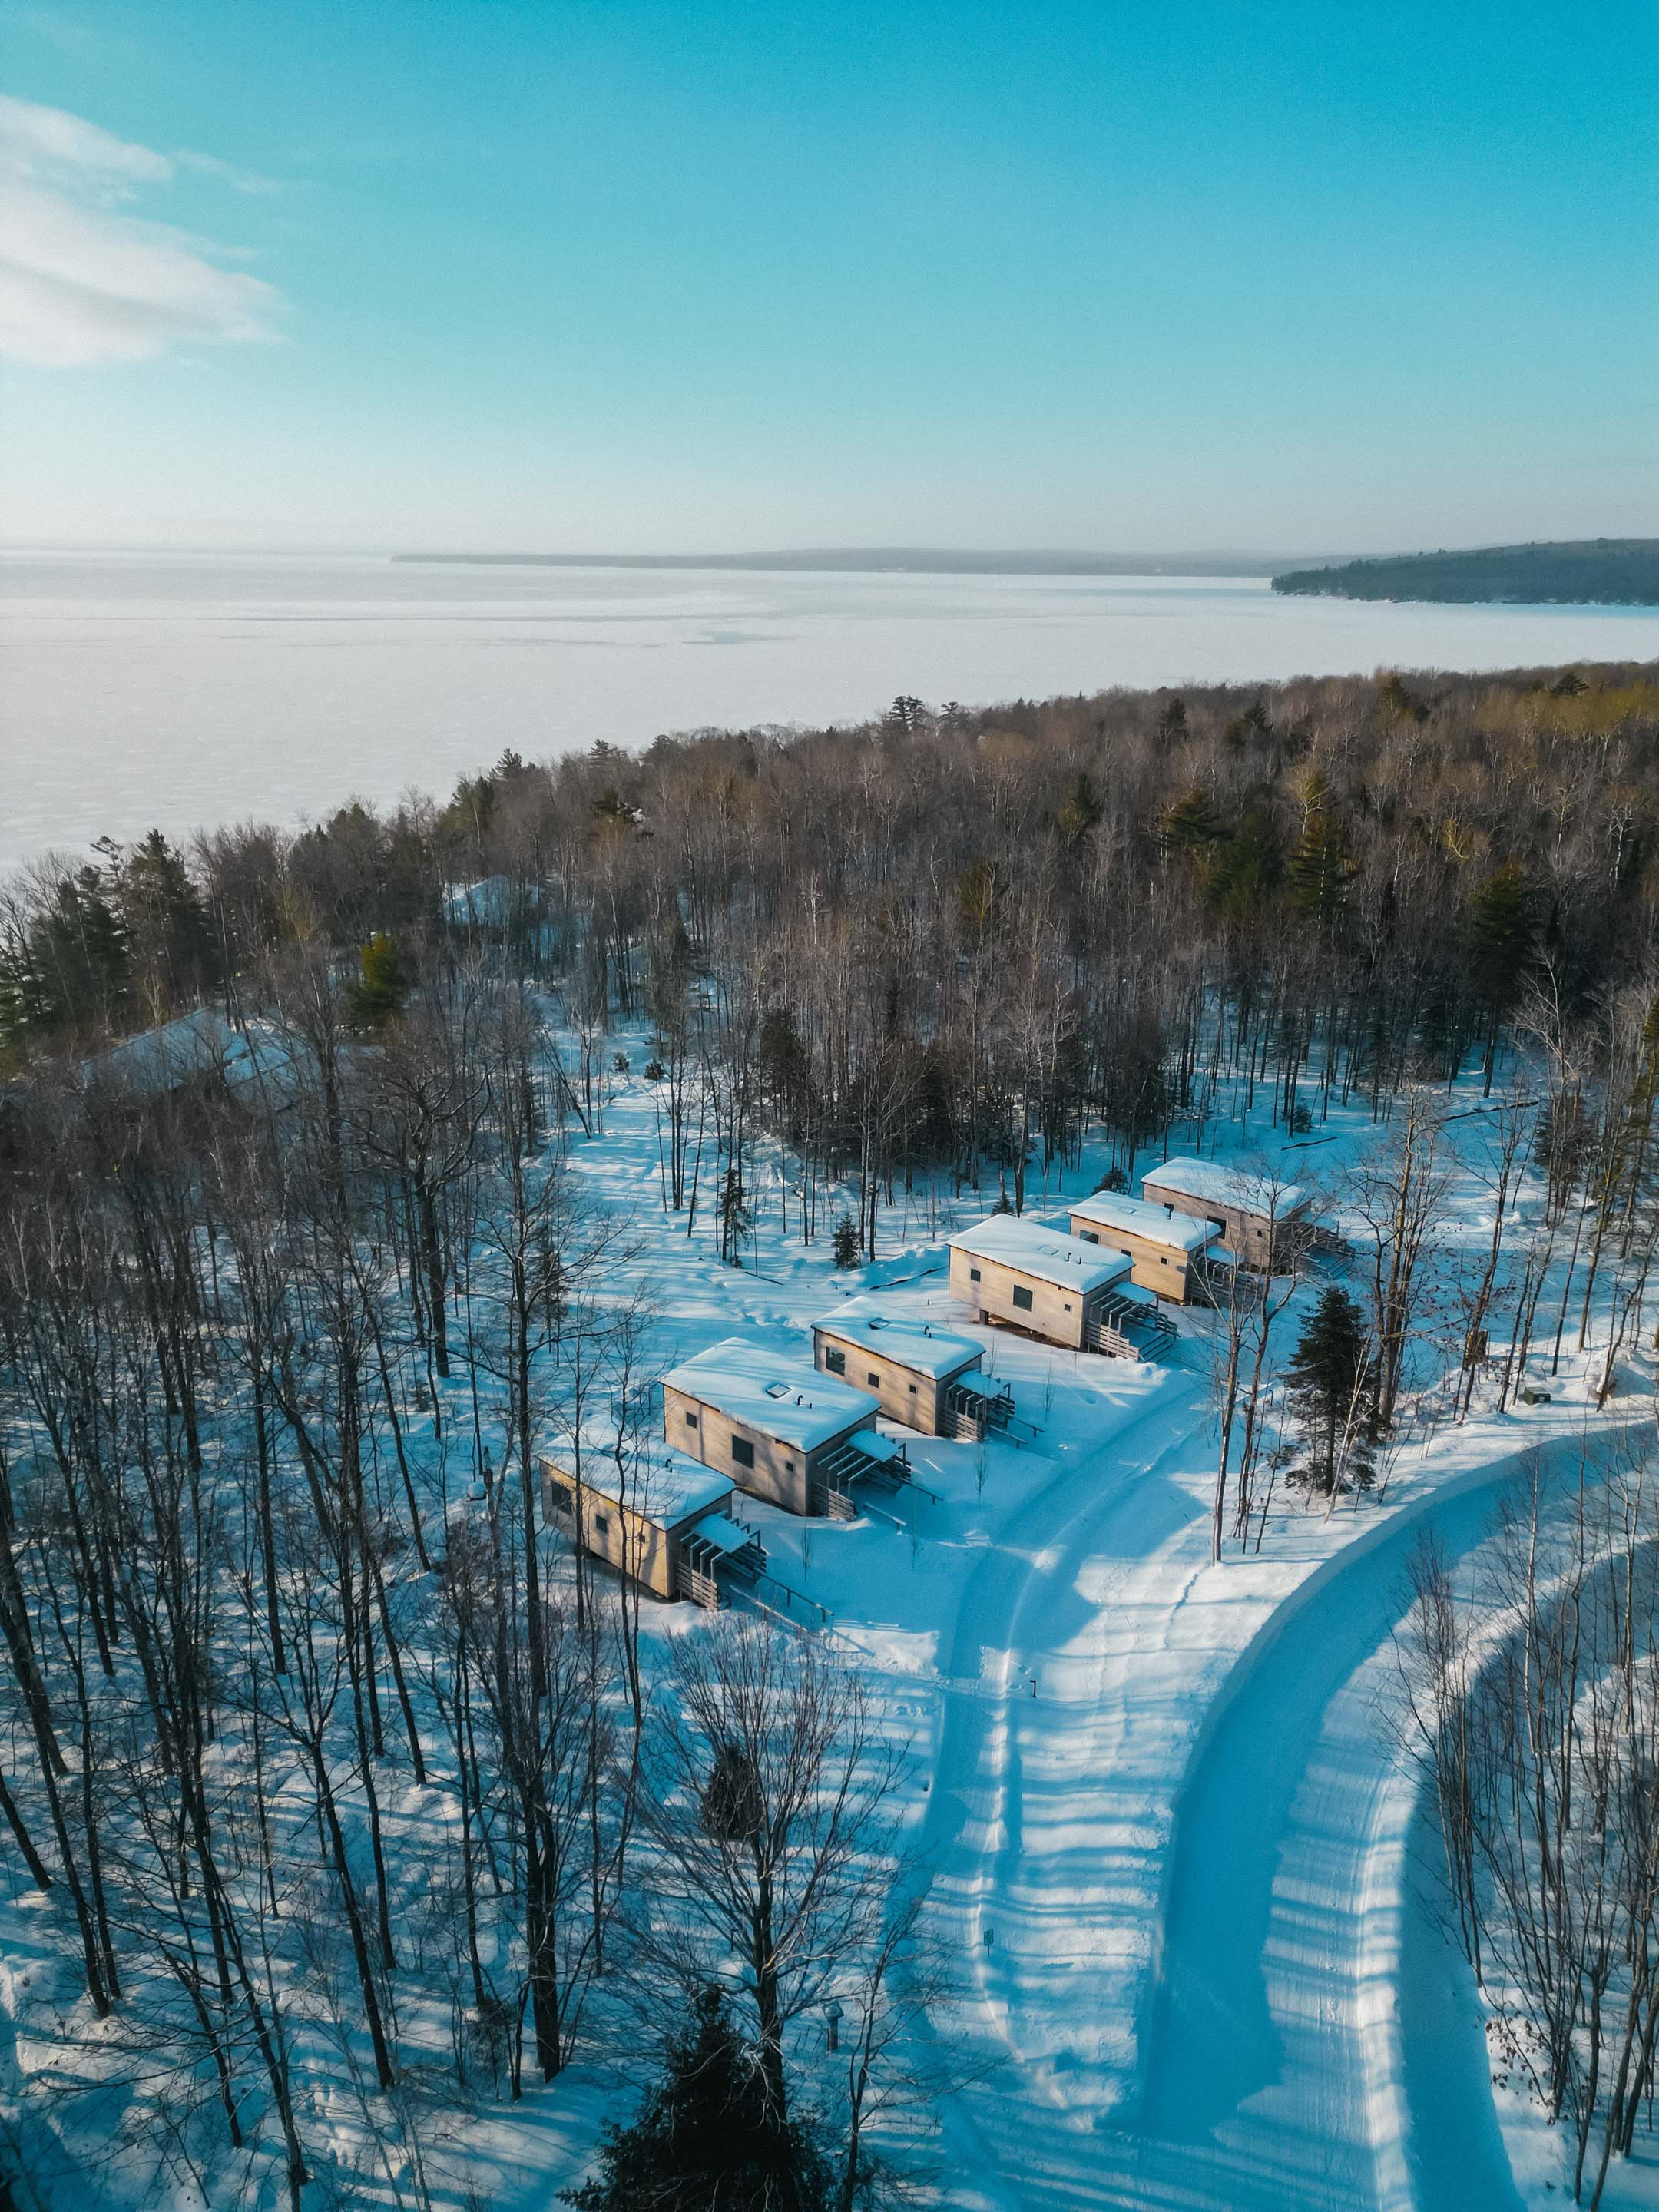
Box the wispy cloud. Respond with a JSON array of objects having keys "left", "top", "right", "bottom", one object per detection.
[{"left": 0, "top": 92, "right": 283, "bottom": 365}]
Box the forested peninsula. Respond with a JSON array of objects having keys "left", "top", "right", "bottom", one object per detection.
[{"left": 1273, "top": 538, "right": 1659, "bottom": 606}]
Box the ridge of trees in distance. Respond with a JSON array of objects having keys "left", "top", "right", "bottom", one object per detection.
[
  {"left": 1272, "top": 538, "right": 1659, "bottom": 607},
  {"left": 392, "top": 546, "right": 1334, "bottom": 575}
]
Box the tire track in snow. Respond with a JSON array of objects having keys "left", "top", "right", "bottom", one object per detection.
[{"left": 1131, "top": 1421, "right": 1647, "bottom": 2212}]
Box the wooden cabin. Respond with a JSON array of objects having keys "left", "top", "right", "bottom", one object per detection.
[
  {"left": 810, "top": 1297, "right": 985, "bottom": 1436},
  {"left": 661, "top": 1339, "right": 892, "bottom": 1517},
  {"left": 538, "top": 1439, "right": 763, "bottom": 1606},
  {"left": 1065, "top": 1189, "right": 1221, "bottom": 1303},
  {"left": 1139, "top": 1157, "right": 1310, "bottom": 1271},
  {"left": 947, "top": 1214, "right": 1146, "bottom": 1353}
]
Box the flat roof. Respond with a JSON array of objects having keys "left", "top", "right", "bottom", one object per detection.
[
  {"left": 948, "top": 1214, "right": 1131, "bottom": 1294},
  {"left": 1142, "top": 1157, "right": 1308, "bottom": 1217},
  {"left": 810, "top": 1296, "right": 982, "bottom": 1379},
  {"left": 1066, "top": 1190, "right": 1220, "bottom": 1252},
  {"left": 544, "top": 1439, "right": 732, "bottom": 1525},
  {"left": 661, "top": 1339, "right": 876, "bottom": 1451}
]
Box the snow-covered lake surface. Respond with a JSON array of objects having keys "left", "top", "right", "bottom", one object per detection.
[{"left": 3, "top": 551, "right": 1657, "bottom": 873}]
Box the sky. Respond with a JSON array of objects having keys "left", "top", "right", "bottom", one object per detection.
[{"left": 0, "top": 0, "right": 1654, "bottom": 556}]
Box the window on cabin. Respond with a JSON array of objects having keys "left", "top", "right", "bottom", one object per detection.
[
  {"left": 909, "top": 1382, "right": 917, "bottom": 1393},
  {"left": 1078, "top": 1228, "right": 1098, "bottom": 1244},
  {"left": 1012, "top": 1284, "right": 1034, "bottom": 1313},
  {"left": 867, "top": 1371, "right": 880, "bottom": 1387},
  {"left": 684, "top": 1409, "right": 698, "bottom": 1427},
  {"left": 731, "top": 1436, "right": 754, "bottom": 1469},
  {"left": 1160, "top": 1255, "right": 1169, "bottom": 1266},
  {"left": 969, "top": 1266, "right": 982, "bottom": 1282},
  {"left": 824, "top": 1346, "right": 846, "bottom": 1375},
  {"left": 594, "top": 1514, "right": 610, "bottom": 1537},
  {"left": 784, "top": 1459, "right": 795, "bottom": 1473},
  {"left": 550, "top": 1480, "right": 575, "bottom": 1516}
]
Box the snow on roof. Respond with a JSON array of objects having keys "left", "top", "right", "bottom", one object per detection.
[
  {"left": 949, "top": 1214, "right": 1132, "bottom": 1294},
  {"left": 443, "top": 876, "right": 544, "bottom": 929},
  {"left": 661, "top": 1339, "right": 876, "bottom": 1450},
  {"left": 855, "top": 1429, "right": 907, "bottom": 1467},
  {"left": 84, "top": 1009, "right": 310, "bottom": 1102},
  {"left": 545, "top": 1437, "right": 732, "bottom": 1525},
  {"left": 810, "top": 1296, "right": 982, "bottom": 1379},
  {"left": 1066, "top": 1190, "right": 1220, "bottom": 1252},
  {"left": 684, "top": 1515, "right": 753, "bottom": 1557},
  {"left": 1141, "top": 1157, "right": 1308, "bottom": 1218}
]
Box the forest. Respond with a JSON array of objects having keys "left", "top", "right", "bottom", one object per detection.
[
  {"left": 1273, "top": 540, "right": 1659, "bottom": 606},
  {"left": 0, "top": 656, "right": 1656, "bottom": 2208}
]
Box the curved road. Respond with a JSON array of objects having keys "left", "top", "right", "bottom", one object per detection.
[{"left": 915, "top": 1412, "right": 1648, "bottom": 2212}]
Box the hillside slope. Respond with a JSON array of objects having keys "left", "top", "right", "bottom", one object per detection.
[{"left": 1273, "top": 539, "right": 1659, "bottom": 605}]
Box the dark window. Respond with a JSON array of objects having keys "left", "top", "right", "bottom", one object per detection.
[
  {"left": 867, "top": 1371, "right": 880, "bottom": 1387},
  {"left": 784, "top": 1459, "right": 795, "bottom": 1473},
  {"left": 731, "top": 1435, "right": 754, "bottom": 1469},
  {"left": 550, "top": 1481, "right": 575, "bottom": 1517},
  {"left": 1012, "top": 1284, "right": 1034, "bottom": 1313},
  {"left": 1078, "top": 1228, "right": 1099, "bottom": 1244},
  {"left": 824, "top": 1346, "right": 846, "bottom": 1375},
  {"left": 594, "top": 1514, "right": 610, "bottom": 1537},
  {"left": 1160, "top": 1255, "right": 1169, "bottom": 1266},
  {"left": 969, "top": 1266, "right": 982, "bottom": 1283},
  {"left": 684, "top": 1409, "right": 697, "bottom": 1426},
  {"left": 909, "top": 1382, "right": 917, "bottom": 1393}
]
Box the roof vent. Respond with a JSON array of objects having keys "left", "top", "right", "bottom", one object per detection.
[{"left": 763, "top": 1382, "right": 790, "bottom": 1399}]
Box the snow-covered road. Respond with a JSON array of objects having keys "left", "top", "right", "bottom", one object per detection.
[{"left": 921, "top": 1410, "right": 1648, "bottom": 2212}]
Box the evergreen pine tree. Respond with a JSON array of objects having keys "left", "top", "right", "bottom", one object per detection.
[
  {"left": 1466, "top": 861, "right": 1535, "bottom": 1086},
  {"left": 111, "top": 829, "right": 218, "bottom": 1010},
  {"left": 565, "top": 1988, "right": 832, "bottom": 2212},
  {"left": 1286, "top": 1286, "right": 1375, "bottom": 1494},
  {"left": 1055, "top": 770, "right": 1104, "bottom": 843},
  {"left": 14, "top": 867, "right": 132, "bottom": 1040},
  {"left": 1286, "top": 810, "right": 1356, "bottom": 927},
  {"left": 1157, "top": 786, "right": 1224, "bottom": 862},
  {"left": 352, "top": 931, "right": 408, "bottom": 1028},
  {"left": 1204, "top": 803, "right": 1280, "bottom": 923},
  {"left": 831, "top": 1212, "right": 859, "bottom": 1268}
]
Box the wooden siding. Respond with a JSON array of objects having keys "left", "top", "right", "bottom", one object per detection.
[
  {"left": 661, "top": 1380, "right": 872, "bottom": 1516},
  {"left": 810, "top": 1328, "right": 979, "bottom": 1435},
  {"left": 1068, "top": 1215, "right": 1200, "bottom": 1303},
  {"left": 1140, "top": 1179, "right": 1306, "bottom": 1269},
  {"left": 539, "top": 1454, "right": 725, "bottom": 1601},
  {"left": 948, "top": 1244, "right": 1102, "bottom": 1349}
]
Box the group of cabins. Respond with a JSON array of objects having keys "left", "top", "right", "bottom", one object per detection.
[
  {"left": 537, "top": 1293, "right": 1011, "bottom": 1612},
  {"left": 536, "top": 1156, "right": 1313, "bottom": 1613}
]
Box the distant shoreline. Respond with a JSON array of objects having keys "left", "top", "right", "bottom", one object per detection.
[
  {"left": 1273, "top": 538, "right": 1659, "bottom": 608},
  {"left": 392, "top": 548, "right": 1319, "bottom": 578}
]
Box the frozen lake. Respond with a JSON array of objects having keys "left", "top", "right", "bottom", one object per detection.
[{"left": 2, "top": 550, "right": 1656, "bottom": 873}]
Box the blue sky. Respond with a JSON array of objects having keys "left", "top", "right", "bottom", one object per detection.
[{"left": 0, "top": 0, "right": 1654, "bottom": 552}]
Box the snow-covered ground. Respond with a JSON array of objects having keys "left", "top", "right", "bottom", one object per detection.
[
  {"left": 523, "top": 1038, "right": 1649, "bottom": 2210},
  {"left": 2, "top": 1027, "right": 1651, "bottom": 2211}
]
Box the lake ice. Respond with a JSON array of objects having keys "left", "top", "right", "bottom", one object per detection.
[{"left": 2, "top": 551, "right": 1656, "bottom": 873}]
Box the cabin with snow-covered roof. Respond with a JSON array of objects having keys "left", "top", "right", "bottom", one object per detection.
[
  {"left": 948, "top": 1214, "right": 1168, "bottom": 1356},
  {"left": 661, "top": 1339, "right": 906, "bottom": 1518},
  {"left": 538, "top": 1436, "right": 763, "bottom": 1606},
  {"left": 1066, "top": 1188, "right": 1222, "bottom": 1303},
  {"left": 810, "top": 1296, "right": 985, "bottom": 1435},
  {"left": 1140, "top": 1157, "right": 1310, "bottom": 1271}
]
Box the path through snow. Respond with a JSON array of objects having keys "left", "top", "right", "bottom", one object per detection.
[{"left": 919, "top": 1414, "right": 1650, "bottom": 2212}]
